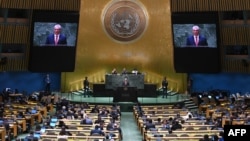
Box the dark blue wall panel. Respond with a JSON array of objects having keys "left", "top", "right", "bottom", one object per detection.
[
  {"left": 0, "top": 72, "right": 249, "bottom": 96},
  {"left": 0, "top": 72, "right": 61, "bottom": 95},
  {"left": 190, "top": 73, "right": 250, "bottom": 94}
]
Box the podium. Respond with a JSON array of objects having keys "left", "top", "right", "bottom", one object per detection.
[{"left": 113, "top": 87, "right": 138, "bottom": 102}]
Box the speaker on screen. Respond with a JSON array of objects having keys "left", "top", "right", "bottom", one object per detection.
[
  {"left": 172, "top": 12, "right": 221, "bottom": 73},
  {"left": 28, "top": 10, "right": 79, "bottom": 72}
]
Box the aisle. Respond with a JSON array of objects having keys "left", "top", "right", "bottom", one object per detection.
[{"left": 120, "top": 112, "right": 143, "bottom": 141}]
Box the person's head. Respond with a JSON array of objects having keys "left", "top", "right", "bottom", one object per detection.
[
  {"left": 219, "top": 131, "right": 224, "bottom": 137},
  {"left": 213, "top": 135, "right": 219, "bottom": 141},
  {"left": 29, "top": 131, "right": 34, "bottom": 136},
  {"left": 203, "top": 134, "right": 209, "bottom": 139},
  {"left": 85, "top": 76, "right": 88, "bottom": 80},
  {"left": 54, "top": 24, "right": 62, "bottom": 35},
  {"left": 61, "top": 126, "right": 66, "bottom": 131},
  {"left": 157, "top": 118, "right": 161, "bottom": 122},
  {"left": 192, "top": 25, "right": 200, "bottom": 36}
]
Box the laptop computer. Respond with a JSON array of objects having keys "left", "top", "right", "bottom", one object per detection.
[
  {"left": 67, "top": 116, "right": 72, "bottom": 120},
  {"left": 51, "top": 118, "right": 58, "bottom": 123},
  {"left": 40, "top": 127, "right": 46, "bottom": 134},
  {"left": 34, "top": 133, "right": 40, "bottom": 139},
  {"left": 0, "top": 120, "right": 3, "bottom": 126},
  {"left": 50, "top": 122, "right": 56, "bottom": 127},
  {"left": 31, "top": 109, "right": 37, "bottom": 114}
]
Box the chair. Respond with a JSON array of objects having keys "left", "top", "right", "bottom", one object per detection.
[
  {"left": 153, "top": 134, "right": 163, "bottom": 137},
  {"left": 149, "top": 128, "right": 158, "bottom": 131},
  {"left": 185, "top": 126, "right": 194, "bottom": 130},
  {"left": 83, "top": 127, "right": 91, "bottom": 130},
  {"left": 46, "top": 132, "right": 57, "bottom": 135},
  {"left": 43, "top": 139, "right": 52, "bottom": 141},
  {"left": 68, "top": 126, "right": 77, "bottom": 129},
  {"left": 194, "top": 134, "right": 203, "bottom": 137},
  {"left": 91, "top": 133, "right": 102, "bottom": 136},
  {"left": 166, "top": 134, "right": 178, "bottom": 137},
  {"left": 57, "top": 138, "right": 68, "bottom": 141},
  {"left": 180, "top": 134, "right": 189, "bottom": 137},
  {"left": 199, "top": 126, "right": 208, "bottom": 130},
  {"left": 76, "top": 133, "right": 86, "bottom": 136},
  {"left": 156, "top": 111, "right": 163, "bottom": 114}
]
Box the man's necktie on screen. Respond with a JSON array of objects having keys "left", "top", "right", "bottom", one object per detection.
[
  {"left": 195, "top": 36, "right": 198, "bottom": 47},
  {"left": 55, "top": 35, "right": 59, "bottom": 45}
]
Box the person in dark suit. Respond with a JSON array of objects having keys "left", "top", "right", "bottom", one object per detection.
[
  {"left": 90, "top": 125, "right": 105, "bottom": 136},
  {"left": 121, "top": 68, "right": 128, "bottom": 75},
  {"left": 111, "top": 68, "right": 117, "bottom": 74},
  {"left": 24, "top": 131, "right": 39, "bottom": 141},
  {"left": 45, "top": 24, "right": 67, "bottom": 46},
  {"left": 122, "top": 77, "right": 129, "bottom": 87},
  {"left": 186, "top": 25, "right": 208, "bottom": 47},
  {"left": 59, "top": 126, "right": 72, "bottom": 136},
  {"left": 83, "top": 76, "right": 90, "bottom": 97},
  {"left": 162, "top": 76, "right": 168, "bottom": 98},
  {"left": 145, "top": 119, "right": 156, "bottom": 131},
  {"left": 45, "top": 74, "right": 51, "bottom": 93}
]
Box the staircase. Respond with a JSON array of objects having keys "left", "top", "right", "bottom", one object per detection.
[
  {"left": 183, "top": 98, "right": 199, "bottom": 111},
  {"left": 72, "top": 90, "right": 84, "bottom": 95},
  {"left": 168, "top": 90, "right": 179, "bottom": 96}
]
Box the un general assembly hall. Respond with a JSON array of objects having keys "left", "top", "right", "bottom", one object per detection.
[{"left": 0, "top": 0, "right": 250, "bottom": 141}]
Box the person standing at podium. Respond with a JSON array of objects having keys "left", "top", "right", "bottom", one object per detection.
[
  {"left": 162, "top": 76, "right": 168, "bottom": 98},
  {"left": 122, "top": 77, "right": 129, "bottom": 87}
]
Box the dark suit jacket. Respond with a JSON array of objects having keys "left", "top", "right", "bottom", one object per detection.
[
  {"left": 45, "top": 34, "right": 67, "bottom": 46},
  {"left": 83, "top": 79, "right": 89, "bottom": 90},
  {"left": 25, "top": 136, "right": 39, "bottom": 141},
  {"left": 122, "top": 81, "right": 129, "bottom": 87},
  {"left": 162, "top": 80, "right": 168, "bottom": 90},
  {"left": 145, "top": 123, "right": 156, "bottom": 130},
  {"left": 186, "top": 35, "right": 208, "bottom": 47},
  {"left": 90, "top": 129, "right": 105, "bottom": 136}
]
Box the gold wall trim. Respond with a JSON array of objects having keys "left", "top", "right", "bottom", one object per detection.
[
  {"left": 171, "top": 0, "right": 250, "bottom": 12},
  {"left": 27, "top": 0, "right": 81, "bottom": 11}
]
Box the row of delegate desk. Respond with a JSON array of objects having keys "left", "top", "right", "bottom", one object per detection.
[
  {"left": 199, "top": 102, "right": 250, "bottom": 127},
  {"left": 39, "top": 106, "right": 123, "bottom": 141},
  {"left": 1, "top": 101, "right": 53, "bottom": 140},
  {"left": 133, "top": 105, "right": 224, "bottom": 141}
]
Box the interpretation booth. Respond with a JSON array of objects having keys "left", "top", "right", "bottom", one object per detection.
[{"left": 93, "top": 74, "right": 157, "bottom": 102}]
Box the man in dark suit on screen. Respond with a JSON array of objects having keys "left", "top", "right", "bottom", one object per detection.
[
  {"left": 45, "top": 24, "right": 67, "bottom": 46},
  {"left": 186, "top": 25, "right": 208, "bottom": 47}
]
